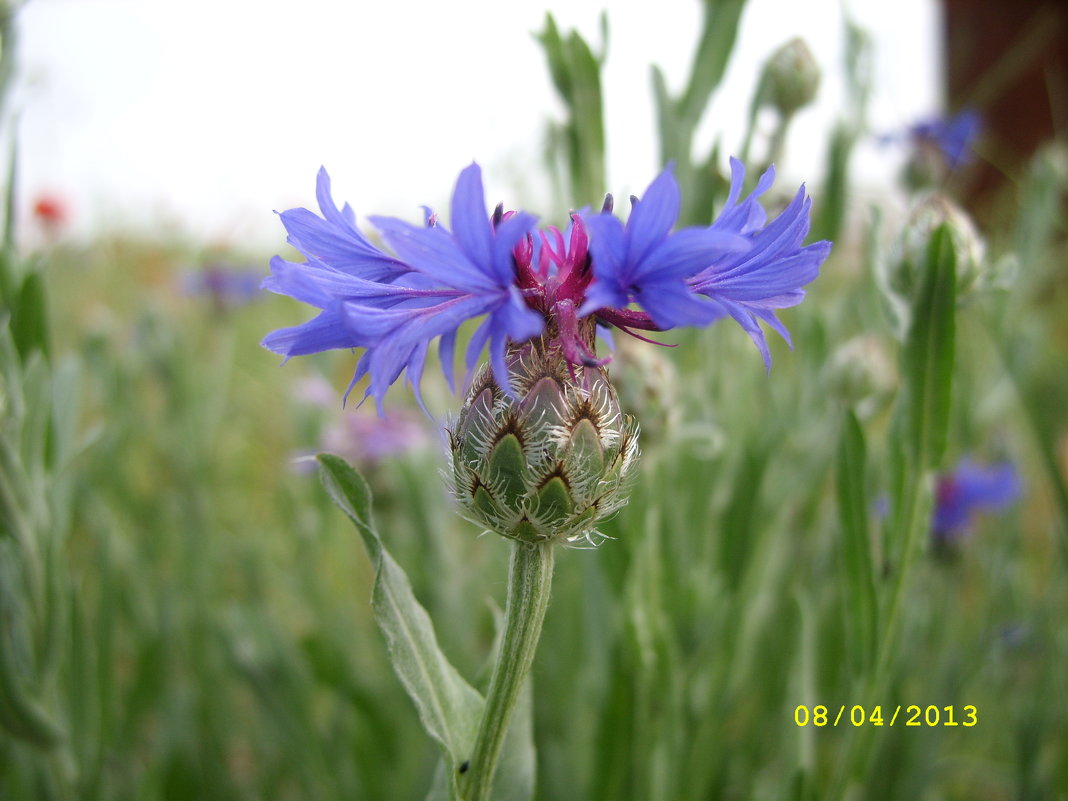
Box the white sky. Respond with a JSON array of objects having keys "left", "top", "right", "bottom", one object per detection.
[{"left": 12, "top": 0, "right": 940, "bottom": 247}]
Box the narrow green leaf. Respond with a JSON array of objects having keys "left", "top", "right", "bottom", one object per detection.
[
  {"left": 835, "top": 411, "right": 877, "bottom": 674},
  {"left": 0, "top": 249, "right": 16, "bottom": 308},
  {"left": 11, "top": 271, "right": 51, "bottom": 363},
  {"left": 535, "top": 14, "right": 570, "bottom": 105},
  {"left": 566, "top": 29, "right": 606, "bottom": 204},
  {"left": 535, "top": 13, "right": 607, "bottom": 206},
  {"left": 903, "top": 224, "right": 957, "bottom": 469},
  {"left": 812, "top": 123, "right": 854, "bottom": 244},
  {"left": 678, "top": 0, "right": 748, "bottom": 125},
  {"left": 0, "top": 547, "right": 65, "bottom": 750},
  {"left": 1, "top": 137, "right": 16, "bottom": 251},
  {"left": 424, "top": 686, "right": 535, "bottom": 801},
  {"left": 718, "top": 445, "right": 768, "bottom": 591},
  {"left": 651, "top": 64, "right": 682, "bottom": 167},
  {"left": 316, "top": 454, "right": 483, "bottom": 771}
]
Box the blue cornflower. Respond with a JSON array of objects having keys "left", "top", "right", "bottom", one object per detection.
[
  {"left": 263, "top": 158, "right": 830, "bottom": 409},
  {"left": 932, "top": 458, "right": 1022, "bottom": 543},
  {"left": 182, "top": 264, "right": 264, "bottom": 310},
  {"left": 582, "top": 158, "right": 831, "bottom": 368},
  {"left": 909, "top": 109, "right": 982, "bottom": 169},
  {"left": 262, "top": 164, "right": 542, "bottom": 409}
]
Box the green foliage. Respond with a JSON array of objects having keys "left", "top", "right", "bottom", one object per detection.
[
  {"left": 835, "top": 410, "right": 877, "bottom": 676},
  {"left": 901, "top": 224, "right": 957, "bottom": 470},
  {"left": 0, "top": 175, "right": 1064, "bottom": 800},
  {"left": 2, "top": 4, "right": 1066, "bottom": 800},
  {"left": 317, "top": 454, "right": 483, "bottom": 787},
  {"left": 536, "top": 12, "right": 608, "bottom": 210},
  {"left": 652, "top": 0, "right": 747, "bottom": 225}
]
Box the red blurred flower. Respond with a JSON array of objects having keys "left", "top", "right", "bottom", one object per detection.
[{"left": 32, "top": 194, "right": 69, "bottom": 229}]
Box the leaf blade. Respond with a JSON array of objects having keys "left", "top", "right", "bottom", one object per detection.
[{"left": 317, "top": 454, "right": 483, "bottom": 770}]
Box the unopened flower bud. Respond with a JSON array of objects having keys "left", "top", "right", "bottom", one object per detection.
[
  {"left": 823, "top": 334, "right": 897, "bottom": 419},
  {"left": 613, "top": 336, "right": 680, "bottom": 439},
  {"left": 762, "top": 38, "right": 820, "bottom": 117},
  {"left": 890, "top": 193, "right": 986, "bottom": 300},
  {"left": 449, "top": 332, "right": 639, "bottom": 547}
]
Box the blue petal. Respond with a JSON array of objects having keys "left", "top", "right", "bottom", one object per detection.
[
  {"left": 581, "top": 212, "right": 629, "bottom": 314},
  {"left": 637, "top": 278, "right": 723, "bottom": 329},
  {"left": 464, "top": 316, "right": 494, "bottom": 373},
  {"left": 370, "top": 215, "right": 496, "bottom": 294},
  {"left": 491, "top": 211, "right": 539, "bottom": 284},
  {"left": 625, "top": 166, "right": 680, "bottom": 264},
  {"left": 438, "top": 329, "right": 457, "bottom": 392},
  {"left": 579, "top": 280, "right": 629, "bottom": 318},
  {"left": 635, "top": 227, "right": 749, "bottom": 282},
  {"left": 261, "top": 306, "right": 358, "bottom": 358},
  {"left": 449, "top": 163, "right": 495, "bottom": 280},
  {"left": 278, "top": 168, "right": 408, "bottom": 282},
  {"left": 264, "top": 255, "right": 434, "bottom": 309}
]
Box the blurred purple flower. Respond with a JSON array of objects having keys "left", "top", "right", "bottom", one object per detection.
[
  {"left": 932, "top": 458, "right": 1022, "bottom": 543},
  {"left": 183, "top": 264, "right": 264, "bottom": 310},
  {"left": 290, "top": 375, "right": 428, "bottom": 471},
  {"left": 908, "top": 109, "right": 982, "bottom": 169}
]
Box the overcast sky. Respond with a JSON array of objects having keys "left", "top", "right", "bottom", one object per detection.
[{"left": 13, "top": 0, "right": 939, "bottom": 246}]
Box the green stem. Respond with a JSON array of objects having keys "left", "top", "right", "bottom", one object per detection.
[
  {"left": 832, "top": 465, "right": 929, "bottom": 800},
  {"left": 458, "top": 541, "right": 555, "bottom": 801}
]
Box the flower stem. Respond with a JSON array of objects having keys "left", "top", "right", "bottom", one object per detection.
[{"left": 458, "top": 541, "right": 555, "bottom": 801}]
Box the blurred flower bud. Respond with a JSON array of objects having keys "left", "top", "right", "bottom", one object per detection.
[
  {"left": 823, "top": 334, "right": 897, "bottom": 419},
  {"left": 612, "top": 336, "right": 680, "bottom": 439},
  {"left": 762, "top": 38, "right": 820, "bottom": 117},
  {"left": 290, "top": 375, "right": 429, "bottom": 474},
  {"left": 889, "top": 193, "right": 987, "bottom": 301},
  {"left": 902, "top": 145, "right": 946, "bottom": 193},
  {"left": 449, "top": 333, "right": 639, "bottom": 547}
]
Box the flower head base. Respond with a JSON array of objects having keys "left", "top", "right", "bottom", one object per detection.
[{"left": 448, "top": 329, "right": 639, "bottom": 546}]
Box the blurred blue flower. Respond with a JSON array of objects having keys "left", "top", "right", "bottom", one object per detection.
[
  {"left": 183, "top": 264, "right": 264, "bottom": 310},
  {"left": 932, "top": 458, "right": 1022, "bottom": 543},
  {"left": 290, "top": 375, "right": 429, "bottom": 472},
  {"left": 908, "top": 109, "right": 982, "bottom": 169}
]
